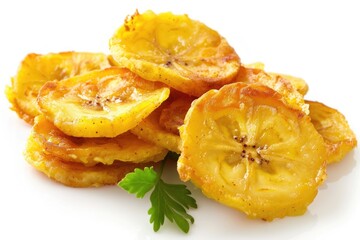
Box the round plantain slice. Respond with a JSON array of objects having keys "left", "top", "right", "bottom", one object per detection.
[
  {"left": 130, "top": 104, "right": 181, "bottom": 154},
  {"left": 109, "top": 10, "right": 240, "bottom": 97},
  {"left": 32, "top": 115, "right": 168, "bottom": 166},
  {"left": 243, "top": 62, "right": 309, "bottom": 95},
  {"left": 269, "top": 72, "right": 309, "bottom": 96},
  {"left": 177, "top": 82, "right": 327, "bottom": 220},
  {"left": 236, "top": 66, "right": 308, "bottom": 114},
  {"left": 131, "top": 90, "right": 194, "bottom": 153},
  {"left": 307, "top": 100, "right": 357, "bottom": 164},
  {"left": 25, "top": 134, "right": 156, "bottom": 187},
  {"left": 6, "top": 52, "right": 111, "bottom": 124},
  {"left": 158, "top": 92, "right": 195, "bottom": 135},
  {"left": 38, "top": 67, "right": 170, "bottom": 138}
]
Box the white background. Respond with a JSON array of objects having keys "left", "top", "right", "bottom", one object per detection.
[{"left": 0, "top": 0, "right": 359, "bottom": 239}]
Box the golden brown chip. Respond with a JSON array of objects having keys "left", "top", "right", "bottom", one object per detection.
[
  {"left": 130, "top": 90, "right": 194, "bottom": 153},
  {"left": 6, "top": 52, "right": 111, "bottom": 124},
  {"left": 32, "top": 115, "right": 168, "bottom": 166},
  {"left": 130, "top": 102, "right": 182, "bottom": 153},
  {"left": 236, "top": 66, "right": 308, "bottom": 113},
  {"left": 25, "top": 133, "right": 157, "bottom": 187},
  {"left": 109, "top": 10, "right": 240, "bottom": 96},
  {"left": 178, "top": 82, "right": 327, "bottom": 220},
  {"left": 269, "top": 72, "right": 308, "bottom": 96},
  {"left": 243, "top": 62, "right": 309, "bottom": 95},
  {"left": 159, "top": 93, "right": 194, "bottom": 135},
  {"left": 307, "top": 100, "right": 357, "bottom": 163},
  {"left": 38, "top": 67, "right": 170, "bottom": 138}
]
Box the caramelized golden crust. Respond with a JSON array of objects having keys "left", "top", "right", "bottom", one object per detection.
[
  {"left": 269, "top": 72, "right": 309, "bottom": 96},
  {"left": 31, "top": 115, "right": 168, "bottom": 166},
  {"left": 130, "top": 89, "right": 194, "bottom": 153},
  {"left": 5, "top": 85, "right": 34, "bottom": 124},
  {"left": 131, "top": 104, "right": 181, "bottom": 153},
  {"left": 307, "top": 100, "right": 357, "bottom": 163},
  {"left": 236, "top": 66, "right": 308, "bottom": 114},
  {"left": 110, "top": 10, "right": 240, "bottom": 96},
  {"left": 25, "top": 134, "right": 157, "bottom": 187},
  {"left": 159, "top": 93, "right": 194, "bottom": 135},
  {"left": 6, "top": 52, "right": 111, "bottom": 124},
  {"left": 243, "top": 62, "right": 309, "bottom": 96},
  {"left": 38, "top": 67, "right": 170, "bottom": 137},
  {"left": 178, "top": 82, "right": 327, "bottom": 220}
]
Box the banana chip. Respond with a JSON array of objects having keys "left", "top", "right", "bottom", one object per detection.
[
  {"left": 6, "top": 52, "right": 111, "bottom": 124},
  {"left": 236, "top": 66, "right": 308, "bottom": 114},
  {"left": 178, "top": 82, "right": 327, "bottom": 220},
  {"left": 32, "top": 115, "right": 168, "bottom": 166},
  {"left": 159, "top": 93, "right": 194, "bottom": 135},
  {"left": 131, "top": 90, "right": 194, "bottom": 153},
  {"left": 110, "top": 10, "right": 240, "bottom": 96},
  {"left": 131, "top": 104, "right": 181, "bottom": 153},
  {"left": 269, "top": 73, "right": 308, "bottom": 96},
  {"left": 25, "top": 134, "right": 156, "bottom": 187},
  {"left": 38, "top": 67, "right": 170, "bottom": 137},
  {"left": 6, "top": 9, "right": 357, "bottom": 220},
  {"left": 307, "top": 101, "right": 357, "bottom": 163},
  {"left": 243, "top": 62, "right": 309, "bottom": 95}
]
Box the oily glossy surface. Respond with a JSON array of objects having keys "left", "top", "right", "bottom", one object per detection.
[
  {"left": 110, "top": 10, "right": 240, "bottom": 96},
  {"left": 178, "top": 83, "right": 327, "bottom": 220},
  {"left": 32, "top": 115, "right": 168, "bottom": 166},
  {"left": 1, "top": 1, "right": 359, "bottom": 240},
  {"left": 38, "top": 67, "right": 170, "bottom": 137},
  {"left": 308, "top": 101, "right": 357, "bottom": 164},
  {"left": 25, "top": 133, "right": 157, "bottom": 187},
  {"left": 130, "top": 101, "right": 182, "bottom": 153},
  {"left": 6, "top": 52, "right": 111, "bottom": 124},
  {"left": 236, "top": 66, "right": 308, "bottom": 113}
]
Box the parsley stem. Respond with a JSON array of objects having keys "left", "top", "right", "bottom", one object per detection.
[
  {"left": 119, "top": 151, "right": 196, "bottom": 233},
  {"left": 157, "top": 151, "right": 179, "bottom": 179},
  {"left": 158, "top": 158, "right": 167, "bottom": 178}
]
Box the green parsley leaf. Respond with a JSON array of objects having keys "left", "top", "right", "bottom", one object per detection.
[
  {"left": 118, "top": 167, "right": 157, "bottom": 198},
  {"left": 118, "top": 153, "right": 197, "bottom": 233},
  {"left": 149, "top": 179, "right": 197, "bottom": 233}
]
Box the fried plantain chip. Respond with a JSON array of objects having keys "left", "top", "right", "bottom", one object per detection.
[
  {"left": 158, "top": 92, "right": 194, "bottom": 135},
  {"left": 307, "top": 100, "right": 357, "bottom": 163},
  {"left": 243, "top": 62, "right": 309, "bottom": 95},
  {"left": 109, "top": 10, "right": 240, "bottom": 96},
  {"left": 6, "top": 52, "right": 111, "bottom": 124},
  {"left": 236, "top": 66, "right": 308, "bottom": 114},
  {"left": 130, "top": 90, "right": 194, "bottom": 153},
  {"left": 25, "top": 134, "right": 156, "bottom": 187},
  {"left": 38, "top": 67, "right": 170, "bottom": 137},
  {"left": 31, "top": 115, "right": 168, "bottom": 166},
  {"left": 269, "top": 72, "right": 308, "bottom": 96},
  {"left": 130, "top": 105, "right": 181, "bottom": 154},
  {"left": 178, "top": 82, "right": 327, "bottom": 220}
]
